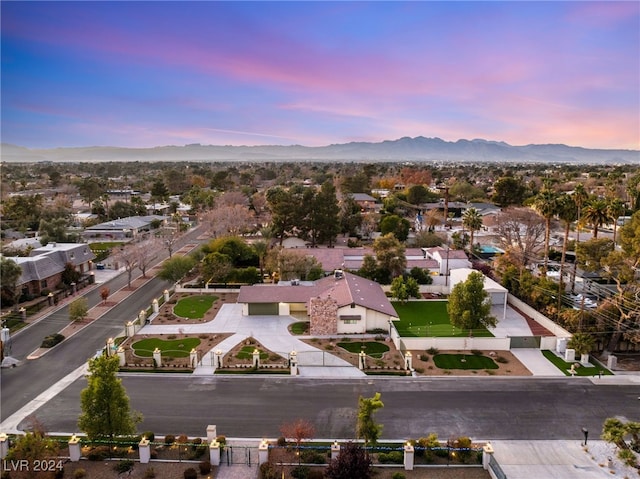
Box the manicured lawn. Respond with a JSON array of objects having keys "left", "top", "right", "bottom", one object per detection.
[
  {"left": 391, "top": 301, "right": 494, "bottom": 338},
  {"left": 337, "top": 341, "right": 390, "bottom": 358},
  {"left": 173, "top": 295, "right": 218, "bottom": 319},
  {"left": 290, "top": 322, "right": 309, "bottom": 335},
  {"left": 132, "top": 338, "right": 200, "bottom": 358},
  {"left": 433, "top": 353, "right": 498, "bottom": 370},
  {"left": 542, "top": 350, "right": 613, "bottom": 377},
  {"left": 236, "top": 346, "right": 269, "bottom": 360}
]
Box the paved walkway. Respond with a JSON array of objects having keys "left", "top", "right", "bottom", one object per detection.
[{"left": 490, "top": 440, "right": 639, "bottom": 478}]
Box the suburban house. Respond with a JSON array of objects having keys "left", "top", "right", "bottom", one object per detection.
[
  {"left": 349, "top": 193, "right": 381, "bottom": 214},
  {"left": 423, "top": 247, "right": 472, "bottom": 275},
  {"left": 237, "top": 271, "right": 399, "bottom": 335},
  {"left": 82, "top": 215, "right": 167, "bottom": 241},
  {"left": 8, "top": 242, "right": 96, "bottom": 297}
]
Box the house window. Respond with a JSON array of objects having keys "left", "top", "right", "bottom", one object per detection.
[
  {"left": 40, "top": 279, "right": 47, "bottom": 288},
  {"left": 343, "top": 319, "right": 358, "bottom": 324},
  {"left": 340, "top": 315, "right": 361, "bottom": 323},
  {"left": 70, "top": 253, "right": 75, "bottom": 259}
]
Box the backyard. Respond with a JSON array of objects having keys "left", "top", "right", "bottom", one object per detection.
[{"left": 391, "top": 301, "right": 494, "bottom": 338}]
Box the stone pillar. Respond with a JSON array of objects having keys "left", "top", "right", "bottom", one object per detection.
[
  {"left": 580, "top": 353, "right": 590, "bottom": 366},
  {"left": 126, "top": 321, "right": 135, "bottom": 337},
  {"left": 209, "top": 441, "right": 220, "bottom": 466},
  {"left": 139, "top": 310, "right": 147, "bottom": 324},
  {"left": 117, "top": 347, "right": 126, "bottom": 367},
  {"left": 48, "top": 292, "right": 54, "bottom": 306},
  {"left": 290, "top": 351, "right": 297, "bottom": 376},
  {"left": 482, "top": 442, "right": 494, "bottom": 470},
  {"left": 607, "top": 355, "right": 617, "bottom": 370},
  {"left": 70, "top": 282, "right": 76, "bottom": 294},
  {"left": 331, "top": 441, "right": 340, "bottom": 460},
  {"left": 258, "top": 439, "right": 269, "bottom": 465},
  {"left": 68, "top": 435, "right": 81, "bottom": 462},
  {"left": 358, "top": 351, "right": 366, "bottom": 370},
  {"left": 190, "top": 348, "right": 198, "bottom": 368},
  {"left": 164, "top": 289, "right": 170, "bottom": 302},
  {"left": 215, "top": 350, "right": 223, "bottom": 370},
  {"left": 403, "top": 443, "right": 415, "bottom": 471},
  {"left": 0, "top": 433, "right": 9, "bottom": 459},
  {"left": 564, "top": 348, "right": 576, "bottom": 362},
  {"left": 106, "top": 338, "right": 115, "bottom": 357},
  {"left": 252, "top": 349, "right": 260, "bottom": 368},
  {"left": 152, "top": 299, "right": 159, "bottom": 313},
  {"left": 20, "top": 307, "right": 26, "bottom": 320},
  {"left": 404, "top": 351, "right": 413, "bottom": 370},
  {"left": 139, "top": 437, "right": 150, "bottom": 463},
  {"left": 206, "top": 425, "right": 217, "bottom": 443},
  {"left": 153, "top": 348, "right": 162, "bottom": 367}
]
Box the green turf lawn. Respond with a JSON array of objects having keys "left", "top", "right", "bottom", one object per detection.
[
  {"left": 433, "top": 353, "right": 498, "bottom": 370},
  {"left": 337, "top": 341, "right": 390, "bottom": 358},
  {"left": 236, "top": 346, "right": 269, "bottom": 360},
  {"left": 132, "top": 338, "right": 200, "bottom": 358},
  {"left": 173, "top": 295, "right": 218, "bottom": 319},
  {"left": 391, "top": 301, "right": 494, "bottom": 338},
  {"left": 541, "top": 350, "right": 613, "bottom": 377},
  {"left": 290, "top": 322, "right": 309, "bottom": 335}
]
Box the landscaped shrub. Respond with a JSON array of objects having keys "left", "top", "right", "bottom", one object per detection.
[
  {"left": 419, "top": 354, "right": 429, "bottom": 361},
  {"left": 378, "top": 450, "right": 403, "bottom": 464},
  {"left": 183, "top": 467, "right": 198, "bottom": 479},
  {"left": 496, "top": 355, "right": 509, "bottom": 363},
  {"left": 392, "top": 473, "right": 406, "bottom": 479},
  {"left": 142, "top": 431, "right": 155, "bottom": 441},
  {"left": 291, "top": 465, "right": 310, "bottom": 479},
  {"left": 41, "top": 333, "right": 65, "bottom": 348},
  {"left": 277, "top": 436, "right": 287, "bottom": 446},
  {"left": 301, "top": 449, "right": 326, "bottom": 464},
  {"left": 113, "top": 460, "right": 134, "bottom": 473},
  {"left": 216, "top": 435, "right": 226, "bottom": 445},
  {"left": 164, "top": 434, "right": 176, "bottom": 445},
  {"left": 73, "top": 468, "right": 86, "bottom": 478},
  {"left": 453, "top": 436, "right": 473, "bottom": 463},
  {"left": 199, "top": 460, "right": 211, "bottom": 474},
  {"left": 86, "top": 445, "right": 110, "bottom": 461},
  {"left": 177, "top": 434, "right": 189, "bottom": 444},
  {"left": 471, "top": 349, "right": 483, "bottom": 356},
  {"left": 259, "top": 461, "right": 279, "bottom": 479},
  {"left": 427, "top": 347, "right": 439, "bottom": 355},
  {"left": 144, "top": 467, "right": 156, "bottom": 478}
]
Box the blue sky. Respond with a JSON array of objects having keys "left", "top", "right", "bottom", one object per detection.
[{"left": 2, "top": 1, "right": 639, "bottom": 149}]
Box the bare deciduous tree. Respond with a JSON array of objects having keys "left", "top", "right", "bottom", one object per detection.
[
  {"left": 115, "top": 244, "right": 138, "bottom": 288},
  {"left": 494, "top": 207, "right": 546, "bottom": 267}
]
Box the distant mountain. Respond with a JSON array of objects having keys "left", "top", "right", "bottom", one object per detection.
[{"left": 1, "top": 137, "right": 638, "bottom": 164}]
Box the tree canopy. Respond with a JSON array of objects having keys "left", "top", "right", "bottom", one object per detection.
[
  {"left": 78, "top": 355, "right": 141, "bottom": 440},
  {"left": 447, "top": 271, "right": 496, "bottom": 333}
]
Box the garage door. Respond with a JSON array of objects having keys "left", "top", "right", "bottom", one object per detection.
[{"left": 248, "top": 303, "right": 279, "bottom": 315}]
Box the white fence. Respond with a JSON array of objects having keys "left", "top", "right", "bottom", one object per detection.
[
  {"left": 398, "top": 336, "right": 512, "bottom": 352},
  {"left": 507, "top": 294, "right": 571, "bottom": 339}
]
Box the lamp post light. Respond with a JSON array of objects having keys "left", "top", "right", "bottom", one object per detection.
[{"left": 582, "top": 427, "right": 588, "bottom": 446}]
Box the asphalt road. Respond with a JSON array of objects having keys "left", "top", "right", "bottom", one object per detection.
[
  {"left": 30, "top": 375, "right": 640, "bottom": 441},
  {"left": 0, "top": 227, "right": 204, "bottom": 422}
]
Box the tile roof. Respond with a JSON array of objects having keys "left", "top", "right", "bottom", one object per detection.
[{"left": 238, "top": 271, "right": 398, "bottom": 318}]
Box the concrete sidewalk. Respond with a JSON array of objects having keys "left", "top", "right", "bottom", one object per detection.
[{"left": 489, "top": 440, "right": 639, "bottom": 478}]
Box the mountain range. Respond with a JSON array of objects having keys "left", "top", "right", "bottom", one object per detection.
[{"left": 2, "top": 137, "right": 639, "bottom": 164}]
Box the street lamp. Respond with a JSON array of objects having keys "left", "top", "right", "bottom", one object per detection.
[{"left": 582, "top": 427, "right": 588, "bottom": 446}]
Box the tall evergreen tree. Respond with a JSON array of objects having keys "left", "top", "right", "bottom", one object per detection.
[
  {"left": 313, "top": 181, "right": 340, "bottom": 246},
  {"left": 462, "top": 207, "right": 483, "bottom": 252},
  {"left": 532, "top": 187, "right": 559, "bottom": 271},
  {"left": 78, "top": 355, "right": 141, "bottom": 440}
]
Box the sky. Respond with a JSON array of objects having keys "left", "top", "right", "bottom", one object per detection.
[{"left": 1, "top": 1, "right": 639, "bottom": 150}]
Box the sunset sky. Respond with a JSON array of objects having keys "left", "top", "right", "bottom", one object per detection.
[{"left": 2, "top": 1, "right": 639, "bottom": 150}]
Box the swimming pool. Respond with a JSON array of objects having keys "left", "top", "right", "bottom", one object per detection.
[{"left": 479, "top": 245, "right": 504, "bottom": 254}]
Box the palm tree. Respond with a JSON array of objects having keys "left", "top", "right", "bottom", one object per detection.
[
  {"left": 582, "top": 198, "right": 611, "bottom": 239},
  {"left": 532, "top": 188, "right": 559, "bottom": 271},
  {"left": 462, "top": 207, "right": 483, "bottom": 253},
  {"left": 567, "top": 332, "right": 595, "bottom": 357},
  {"left": 607, "top": 198, "right": 625, "bottom": 244},
  {"left": 556, "top": 193, "right": 577, "bottom": 302},
  {"left": 570, "top": 184, "right": 589, "bottom": 292}
]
